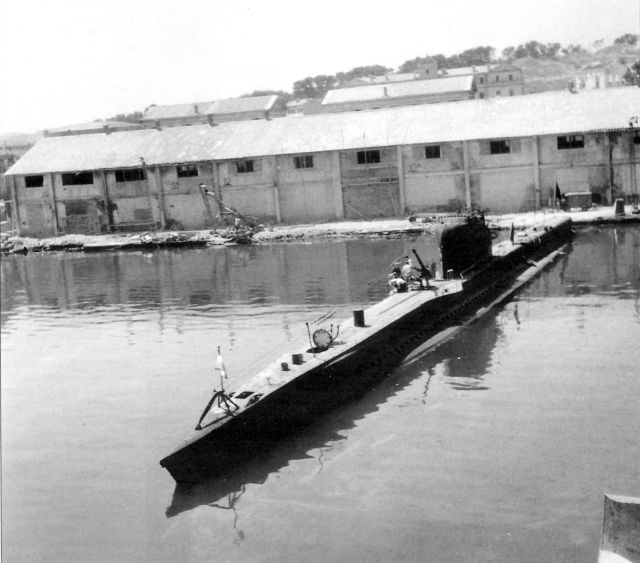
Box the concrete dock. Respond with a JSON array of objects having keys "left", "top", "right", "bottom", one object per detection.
[{"left": 599, "top": 495, "right": 640, "bottom": 563}]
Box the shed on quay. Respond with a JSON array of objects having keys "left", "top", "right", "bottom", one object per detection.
[{"left": 5, "top": 88, "right": 639, "bottom": 237}]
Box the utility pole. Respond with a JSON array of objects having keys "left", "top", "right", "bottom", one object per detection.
[{"left": 630, "top": 117, "right": 638, "bottom": 212}]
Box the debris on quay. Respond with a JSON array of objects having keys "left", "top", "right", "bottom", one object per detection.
[{"left": 1, "top": 203, "right": 638, "bottom": 255}]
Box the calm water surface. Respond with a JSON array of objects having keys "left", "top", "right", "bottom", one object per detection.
[{"left": 2, "top": 227, "right": 639, "bottom": 563}]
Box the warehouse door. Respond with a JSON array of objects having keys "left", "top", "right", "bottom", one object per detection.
[
  {"left": 23, "top": 202, "right": 52, "bottom": 237},
  {"left": 342, "top": 180, "right": 401, "bottom": 219},
  {"left": 63, "top": 200, "right": 101, "bottom": 234},
  {"left": 340, "top": 149, "right": 401, "bottom": 219}
]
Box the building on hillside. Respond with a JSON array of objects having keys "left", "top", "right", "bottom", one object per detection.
[
  {"left": 140, "top": 101, "right": 213, "bottom": 128},
  {"left": 439, "top": 64, "right": 525, "bottom": 98},
  {"left": 5, "top": 88, "right": 639, "bottom": 237},
  {"left": 416, "top": 59, "right": 440, "bottom": 79},
  {"left": 286, "top": 98, "right": 324, "bottom": 116},
  {"left": 321, "top": 75, "right": 476, "bottom": 113},
  {"left": 341, "top": 74, "right": 398, "bottom": 88},
  {"left": 575, "top": 61, "right": 630, "bottom": 90},
  {"left": 296, "top": 62, "right": 443, "bottom": 115},
  {"left": 140, "top": 95, "right": 287, "bottom": 128},
  {"left": 337, "top": 60, "right": 524, "bottom": 100},
  {"left": 339, "top": 73, "right": 418, "bottom": 88},
  {"left": 339, "top": 61, "right": 439, "bottom": 89},
  {"left": 207, "top": 96, "right": 288, "bottom": 123},
  {"left": 367, "top": 60, "right": 440, "bottom": 85}
]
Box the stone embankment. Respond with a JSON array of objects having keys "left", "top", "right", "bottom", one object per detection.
[
  {"left": 2, "top": 204, "right": 638, "bottom": 255},
  {"left": 255, "top": 204, "right": 639, "bottom": 242}
]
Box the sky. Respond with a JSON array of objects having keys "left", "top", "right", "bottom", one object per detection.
[{"left": 0, "top": 0, "right": 639, "bottom": 134}]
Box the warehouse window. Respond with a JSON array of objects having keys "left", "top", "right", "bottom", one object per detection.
[
  {"left": 509, "top": 89, "right": 515, "bottom": 96},
  {"left": 236, "top": 160, "right": 254, "bottom": 174},
  {"left": 357, "top": 150, "right": 381, "bottom": 164},
  {"left": 495, "top": 75, "right": 500, "bottom": 83},
  {"left": 557, "top": 135, "right": 585, "bottom": 150},
  {"left": 294, "top": 155, "right": 314, "bottom": 169},
  {"left": 634, "top": 131, "right": 640, "bottom": 145},
  {"left": 479, "top": 77, "right": 484, "bottom": 84},
  {"left": 490, "top": 140, "right": 511, "bottom": 154},
  {"left": 62, "top": 171, "right": 94, "bottom": 185},
  {"left": 509, "top": 74, "right": 513, "bottom": 81},
  {"left": 177, "top": 164, "right": 198, "bottom": 177},
  {"left": 424, "top": 145, "right": 441, "bottom": 159},
  {"left": 25, "top": 175, "right": 44, "bottom": 188},
  {"left": 115, "top": 168, "right": 145, "bottom": 182}
]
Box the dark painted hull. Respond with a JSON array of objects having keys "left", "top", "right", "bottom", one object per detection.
[
  {"left": 161, "top": 217, "right": 573, "bottom": 483},
  {"left": 161, "top": 286, "right": 463, "bottom": 483}
]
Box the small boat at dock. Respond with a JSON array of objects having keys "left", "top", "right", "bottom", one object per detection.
[{"left": 161, "top": 214, "right": 573, "bottom": 483}]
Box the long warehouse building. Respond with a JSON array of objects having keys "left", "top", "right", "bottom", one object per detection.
[{"left": 5, "top": 88, "right": 640, "bottom": 237}]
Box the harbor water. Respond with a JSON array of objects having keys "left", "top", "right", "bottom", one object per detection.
[{"left": 1, "top": 225, "right": 639, "bottom": 563}]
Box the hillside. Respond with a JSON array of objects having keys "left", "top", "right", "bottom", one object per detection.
[
  {"left": 512, "top": 56, "right": 577, "bottom": 93},
  {"left": 3, "top": 39, "right": 639, "bottom": 137},
  {"left": 512, "top": 43, "right": 639, "bottom": 94},
  {"left": 0, "top": 132, "right": 43, "bottom": 147}
]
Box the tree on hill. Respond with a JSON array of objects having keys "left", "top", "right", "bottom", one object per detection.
[
  {"left": 292, "top": 75, "right": 338, "bottom": 100},
  {"left": 290, "top": 65, "right": 393, "bottom": 99},
  {"left": 397, "top": 56, "right": 430, "bottom": 73},
  {"left": 335, "top": 65, "right": 393, "bottom": 84},
  {"left": 545, "top": 43, "right": 563, "bottom": 58},
  {"left": 623, "top": 60, "right": 640, "bottom": 85},
  {"left": 506, "top": 41, "right": 563, "bottom": 60},
  {"left": 614, "top": 33, "right": 639, "bottom": 46},
  {"left": 240, "top": 90, "right": 292, "bottom": 103},
  {"left": 561, "top": 44, "right": 587, "bottom": 56},
  {"left": 398, "top": 46, "right": 495, "bottom": 72},
  {"left": 97, "top": 111, "right": 144, "bottom": 123},
  {"left": 501, "top": 46, "right": 516, "bottom": 62},
  {"left": 456, "top": 46, "right": 495, "bottom": 66}
]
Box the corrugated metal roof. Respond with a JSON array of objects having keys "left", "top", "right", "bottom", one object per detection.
[
  {"left": 46, "top": 121, "right": 142, "bottom": 133},
  {"left": 209, "top": 95, "right": 277, "bottom": 114},
  {"left": 6, "top": 126, "right": 223, "bottom": 174},
  {"left": 322, "top": 76, "right": 474, "bottom": 104},
  {"left": 141, "top": 96, "right": 279, "bottom": 121},
  {"left": 369, "top": 73, "right": 418, "bottom": 84},
  {"left": 141, "top": 102, "right": 213, "bottom": 121},
  {"left": 286, "top": 99, "right": 309, "bottom": 108},
  {"left": 440, "top": 64, "right": 520, "bottom": 77},
  {"left": 7, "top": 88, "right": 640, "bottom": 176},
  {"left": 441, "top": 65, "right": 493, "bottom": 76}
]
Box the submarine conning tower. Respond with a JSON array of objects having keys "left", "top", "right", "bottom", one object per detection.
[{"left": 436, "top": 214, "right": 493, "bottom": 278}]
